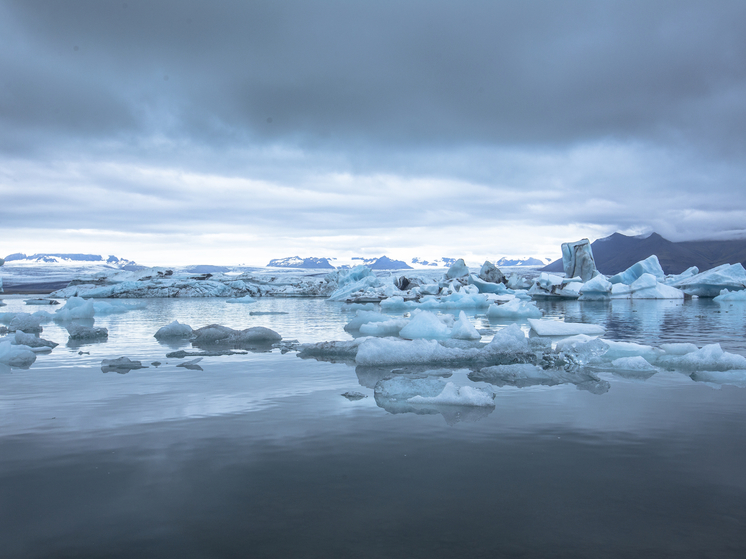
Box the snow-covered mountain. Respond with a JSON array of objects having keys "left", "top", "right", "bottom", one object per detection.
[
  {"left": 267, "top": 256, "right": 335, "bottom": 269},
  {"left": 495, "top": 257, "right": 550, "bottom": 267},
  {"left": 3, "top": 253, "right": 140, "bottom": 269}
]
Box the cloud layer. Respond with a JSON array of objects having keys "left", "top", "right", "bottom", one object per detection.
[{"left": 1, "top": 1, "right": 745, "bottom": 264}]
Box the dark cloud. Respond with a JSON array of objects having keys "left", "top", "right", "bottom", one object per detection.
[{"left": 3, "top": 0, "right": 746, "bottom": 153}]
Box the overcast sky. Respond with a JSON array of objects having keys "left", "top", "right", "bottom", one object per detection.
[{"left": 1, "top": 0, "right": 745, "bottom": 265}]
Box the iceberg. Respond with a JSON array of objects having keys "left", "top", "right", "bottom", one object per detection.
[
  {"left": 478, "top": 261, "right": 506, "bottom": 284},
  {"left": 0, "top": 340, "right": 37, "bottom": 368},
  {"left": 101, "top": 357, "right": 148, "bottom": 373},
  {"left": 528, "top": 273, "right": 583, "bottom": 299},
  {"left": 611, "top": 356, "right": 657, "bottom": 371},
  {"left": 714, "top": 289, "right": 746, "bottom": 302},
  {"left": 672, "top": 263, "right": 746, "bottom": 297},
  {"left": 450, "top": 311, "right": 482, "bottom": 340},
  {"left": 7, "top": 313, "right": 46, "bottom": 333},
  {"left": 13, "top": 331, "right": 58, "bottom": 349},
  {"left": 561, "top": 239, "right": 599, "bottom": 282},
  {"left": 608, "top": 274, "right": 684, "bottom": 299},
  {"left": 486, "top": 298, "right": 543, "bottom": 319},
  {"left": 66, "top": 324, "right": 109, "bottom": 340},
  {"left": 527, "top": 318, "right": 605, "bottom": 337},
  {"left": 657, "top": 343, "right": 746, "bottom": 371},
  {"left": 578, "top": 275, "right": 613, "bottom": 300},
  {"left": 468, "top": 274, "right": 510, "bottom": 294},
  {"left": 399, "top": 311, "right": 454, "bottom": 340},
  {"left": 191, "top": 324, "right": 282, "bottom": 346},
  {"left": 608, "top": 255, "right": 665, "bottom": 285},
  {"left": 445, "top": 258, "right": 470, "bottom": 280},
  {"left": 154, "top": 320, "right": 194, "bottom": 339}
]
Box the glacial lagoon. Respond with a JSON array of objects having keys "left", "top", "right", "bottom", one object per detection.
[{"left": 2, "top": 294, "right": 746, "bottom": 557}]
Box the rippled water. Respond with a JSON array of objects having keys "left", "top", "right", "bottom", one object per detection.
[{"left": 2, "top": 295, "right": 746, "bottom": 558}]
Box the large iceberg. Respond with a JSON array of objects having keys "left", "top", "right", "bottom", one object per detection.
[
  {"left": 528, "top": 273, "right": 582, "bottom": 299},
  {"left": 608, "top": 255, "right": 665, "bottom": 285},
  {"left": 609, "top": 274, "right": 684, "bottom": 299},
  {"left": 672, "top": 263, "right": 746, "bottom": 297},
  {"left": 561, "top": 239, "right": 599, "bottom": 282}
]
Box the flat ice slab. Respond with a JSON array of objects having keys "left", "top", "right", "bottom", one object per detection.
[{"left": 527, "top": 318, "right": 605, "bottom": 336}]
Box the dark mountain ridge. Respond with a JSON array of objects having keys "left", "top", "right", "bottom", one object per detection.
[{"left": 542, "top": 233, "right": 746, "bottom": 275}]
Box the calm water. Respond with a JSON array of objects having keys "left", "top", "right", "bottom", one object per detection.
[{"left": 2, "top": 295, "right": 746, "bottom": 558}]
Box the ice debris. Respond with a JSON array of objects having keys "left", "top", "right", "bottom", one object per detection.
[
  {"left": 101, "top": 357, "right": 148, "bottom": 373},
  {"left": 66, "top": 324, "right": 109, "bottom": 340},
  {"left": 527, "top": 319, "right": 605, "bottom": 337},
  {"left": 0, "top": 340, "right": 37, "bottom": 368}
]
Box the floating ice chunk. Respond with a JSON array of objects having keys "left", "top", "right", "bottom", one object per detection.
[
  {"left": 375, "top": 375, "right": 447, "bottom": 401},
  {"left": 657, "top": 343, "right": 746, "bottom": 371},
  {"left": 450, "top": 311, "right": 481, "bottom": 340},
  {"left": 66, "top": 324, "right": 109, "bottom": 340},
  {"left": 24, "top": 298, "right": 60, "bottom": 305},
  {"left": 690, "top": 370, "right": 746, "bottom": 387},
  {"left": 629, "top": 274, "right": 684, "bottom": 299},
  {"left": 92, "top": 300, "right": 146, "bottom": 314},
  {"left": 445, "top": 258, "right": 470, "bottom": 279},
  {"left": 359, "top": 318, "right": 409, "bottom": 336},
  {"left": 507, "top": 273, "right": 531, "bottom": 290},
  {"left": 528, "top": 273, "right": 583, "bottom": 299},
  {"left": 177, "top": 357, "right": 204, "bottom": 370},
  {"left": 485, "top": 323, "right": 530, "bottom": 353},
  {"left": 8, "top": 313, "right": 45, "bottom": 333},
  {"left": 192, "top": 324, "right": 281, "bottom": 345},
  {"left": 468, "top": 274, "right": 510, "bottom": 294},
  {"left": 603, "top": 340, "right": 662, "bottom": 361},
  {"left": 578, "top": 275, "right": 613, "bottom": 300},
  {"left": 399, "top": 311, "right": 451, "bottom": 339},
  {"left": 561, "top": 239, "right": 599, "bottom": 282},
  {"left": 347, "top": 302, "right": 378, "bottom": 311},
  {"left": 342, "top": 391, "right": 367, "bottom": 400},
  {"left": 611, "top": 356, "right": 657, "bottom": 371},
  {"left": 486, "top": 298, "right": 542, "bottom": 319},
  {"left": 478, "top": 261, "right": 506, "bottom": 284},
  {"left": 298, "top": 338, "right": 369, "bottom": 359},
  {"left": 672, "top": 263, "right": 746, "bottom": 297},
  {"left": 13, "top": 331, "right": 58, "bottom": 349},
  {"left": 714, "top": 289, "right": 746, "bottom": 302},
  {"left": 356, "top": 338, "right": 481, "bottom": 366},
  {"left": 54, "top": 297, "right": 95, "bottom": 321},
  {"left": 101, "top": 357, "right": 148, "bottom": 373},
  {"left": 473, "top": 364, "right": 552, "bottom": 384},
  {"left": 527, "top": 318, "right": 605, "bottom": 337},
  {"left": 225, "top": 295, "right": 257, "bottom": 304},
  {"left": 0, "top": 340, "right": 37, "bottom": 367},
  {"left": 660, "top": 343, "right": 698, "bottom": 355},
  {"left": 154, "top": 320, "right": 194, "bottom": 339},
  {"left": 407, "top": 382, "right": 494, "bottom": 407},
  {"left": 609, "top": 255, "right": 665, "bottom": 285},
  {"left": 344, "top": 311, "right": 392, "bottom": 332}
]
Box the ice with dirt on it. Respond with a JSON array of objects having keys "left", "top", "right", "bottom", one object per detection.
[
  {"left": 225, "top": 295, "right": 257, "bottom": 304},
  {"left": 101, "top": 357, "right": 148, "bottom": 372},
  {"left": 13, "top": 331, "right": 58, "bottom": 349},
  {"left": 486, "top": 298, "right": 542, "bottom": 319},
  {"left": 191, "top": 324, "right": 281, "bottom": 345},
  {"left": 608, "top": 255, "right": 665, "bottom": 285},
  {"left": 0, "top": 340, "right": 37, "bottom": 367},
  {"left": 527, "top": 318, "right": 605, "bottom": 337},
  {"left": 561, "top": 238, "right": 599, "bottom": 282},
  {"left": 528, "top": 273, "right": 583, "bottom": 299},
  {"left": 154, "top": 320, "right": 194, "bottom": 339},
  {"left": 66, "top": 323, "right": 109, "bottom": 340},
  {"left": 407, "top": 382, "right": 495, "bottom": 407},
  {"left": 672, "top": 263, "right": 746, "bottom": 298}
]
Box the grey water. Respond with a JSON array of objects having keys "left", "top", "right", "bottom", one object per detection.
[{"left": 2, "top": 295, "right": 746, "bottom": 558}]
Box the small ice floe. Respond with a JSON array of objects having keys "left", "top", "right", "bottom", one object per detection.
[
  {"left": 714, "top": 289, "right": 746, "bottom": 303},
  {"left": 177, "top": 357, "right": 203, "bottom": 370},
  {"left": 192, "top": 324, "right": 281, "bottom": 345},
  {"left": 13, "top": 331, "right": 58, "bottom": 350},
  {"left": 527, "top": 318, "right": 604, "bottom": 337},
  {"left": 0, "top": 340, "right": 37, "bottom": 368},
  {"left": 154, "top": 320, "right": 194, "bottom": 339},
  {"left": 66, "top": 324, "right": 108, "bottom": 340},
  {"left": 341, "top": 391, "right": 367, "bottom": 401},
  {"left": 5, "top": 313, "right": 46, "bottom": 333},
  {"left": 225, "top": 295, "right": 257, "bottom": 304},
  {"left": 657, "top": 343, "right": 746, "bottom": 372},
  {"left": 407, "top": 382, "right": 495, "bottom": 407},
  {"left": 24, "top": 298, "right": 60, "bottom": 305},
  {"left": 487, "top": 298, "right": 543, "bottom": 319},
  {"left": 101, "top": 357, "right": 148, "bottom": 374}
]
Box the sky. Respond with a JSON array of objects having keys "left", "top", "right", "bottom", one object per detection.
[{"left": 1, "top": 0, "right": 745, "bottom": 266}]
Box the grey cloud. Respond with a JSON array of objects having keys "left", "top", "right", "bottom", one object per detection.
[{"left": 3, "top": 0, "right": 746, "bottom": 155}]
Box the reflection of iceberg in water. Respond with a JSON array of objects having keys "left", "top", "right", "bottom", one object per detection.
[
  {"left": 469, "top": 364, "right": 610, "bottom": 395},
  {"left": 372, "top": 373, "right": 495, "bottom": 425}
]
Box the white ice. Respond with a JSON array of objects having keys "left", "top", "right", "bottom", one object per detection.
[
  {"left": 608, "top": 255, "right": 665, "bottom": 285},
  {"left": 154, "top": 320, "right": 194, "bottom": 339},
  {"left": 407, "top": 382, "right": 495, "bottom": 407},
  {"left": 486, "top": 298, "right": 542, "bottom": 319},
  {"left": 527, "top": 318, "right": 605, "bottom": 336}
]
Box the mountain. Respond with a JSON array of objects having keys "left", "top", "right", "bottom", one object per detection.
[
  {"left": 367, "top": 256, "right": 412, "bottom": 270},
  {"left": 542, "top": 233, "right": 746, "bottom": 275},
  {"left": 267, "top": 256, "right": 335, "bottom": 269},
  {"left": 495, "top": 257, "right": 547, "bottom": 267},
  {"left": 410, "top": 257, "right": 457, "bottom": 268},
  {"left": 3, "top": 253, "right": 140, "bottom": 270}
]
